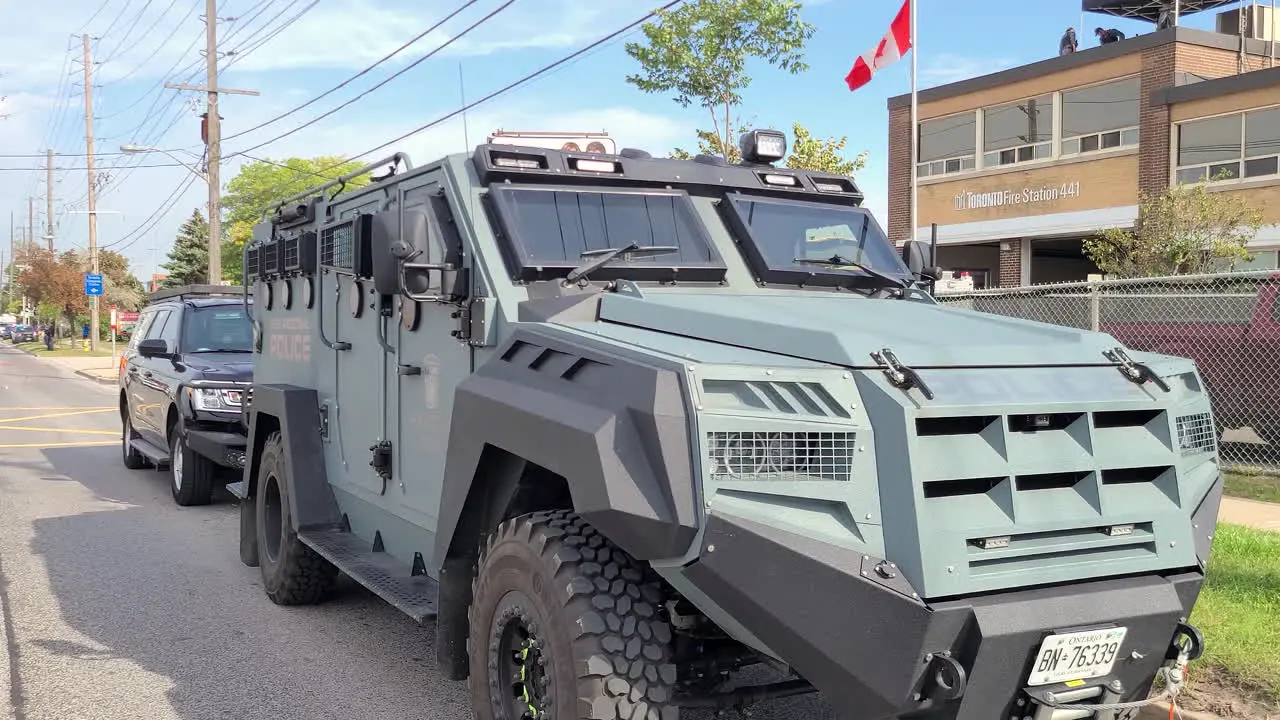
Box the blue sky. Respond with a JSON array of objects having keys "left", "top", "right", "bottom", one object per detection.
[{"left": 0, "top": 0, "right": 1240, "bottom": 280}]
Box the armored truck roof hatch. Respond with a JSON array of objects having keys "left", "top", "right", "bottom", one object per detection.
[{"left": 231, "top": 128, "right": 1219, "bottom": 720}]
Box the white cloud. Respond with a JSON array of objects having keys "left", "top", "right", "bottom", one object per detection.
[{"left": 921, "top": 54, "right": 1021, "bottom": 87}]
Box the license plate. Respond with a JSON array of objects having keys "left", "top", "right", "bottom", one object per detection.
[{"left": 1027, "top": 627, "right": 1128, "bottom": 686}]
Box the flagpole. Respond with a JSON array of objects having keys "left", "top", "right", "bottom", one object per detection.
[{"left": 909, "top": 0, "right": 919, "bottom": 246}]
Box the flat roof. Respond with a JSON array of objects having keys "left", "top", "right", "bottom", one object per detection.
[
  {"left": 1151, "top": 64, "right": 1280, "bottom": 105},
  {"left": 887, "top": 27, "right": 1276, "bottom": 110}
]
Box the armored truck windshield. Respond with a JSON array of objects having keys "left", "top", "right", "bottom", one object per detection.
[{"left": 486, "top": 184, "right": 726, "bottom": 283}]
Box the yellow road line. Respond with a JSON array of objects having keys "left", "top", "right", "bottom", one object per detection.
[
  {"left": 0, "top": 425, "right": 120, "bottom": 435},
  {"left": 0, "top": 408, "right": 115, "bottom": 424},
  {"left": 0, "top": 406, "right": 114, "bottom": 411},
  {"left": 0, "top": 441, "right": 117, "bottom": 449}
]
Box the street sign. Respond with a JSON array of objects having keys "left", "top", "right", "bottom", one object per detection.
[{"left": 84, "top": 273, "right": 104, "bottom": 296}]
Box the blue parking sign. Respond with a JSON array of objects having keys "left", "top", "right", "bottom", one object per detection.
[{"left": 84, "top": 273, "right": 103, "bottom": 296}]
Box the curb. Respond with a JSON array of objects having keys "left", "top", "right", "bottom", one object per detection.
[{"left": 74, "top": 369, "right": 117, "bottom": 386}]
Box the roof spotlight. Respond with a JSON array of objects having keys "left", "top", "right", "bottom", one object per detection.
[{"left": 739, "top": 129, "right": 787, "bottom": 165}]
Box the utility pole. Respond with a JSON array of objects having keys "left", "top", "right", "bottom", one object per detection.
[
  {"left": 27, "top": 196, "right": 34, "bottom": 254},
  {"left": 165, "top": 0, "right": 258, "bottom": 285},
  {"left": 84, "top": 33, "right": 100, "bottom": 352},
  {"left": 46, "top": 149, "right": 55, "bottom": 251}
]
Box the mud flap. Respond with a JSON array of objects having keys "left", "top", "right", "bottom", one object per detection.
[{"left": 247, "top": 384, "right": 344, "bottom": 531}]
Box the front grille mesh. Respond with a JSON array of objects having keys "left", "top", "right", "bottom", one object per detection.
[
  {"left": 1176, "top": 412, "right": 1216, "bottom": 455},
  {"left": 706, "top": 431, "right": 855, "bottom": 482}
]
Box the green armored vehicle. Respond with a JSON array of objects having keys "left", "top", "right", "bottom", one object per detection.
[{"left": 233, "top": 129, "right": 1217, "bottom": 720}]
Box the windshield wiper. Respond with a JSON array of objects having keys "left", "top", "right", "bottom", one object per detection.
[
  {"left": 187, "top": 348, "right": 252, "bottom": 353},
  {"left": 793, "top": 254, "right": 910, "bottom": 290},
  {"left": 564, "top": 243, "right": 680, "bottom": 285}
]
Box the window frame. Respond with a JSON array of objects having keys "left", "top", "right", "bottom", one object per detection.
[
  {"left": 914, "top": 75, "right": 1142, "bottom": 180},
  {"left": 916, "top": 110, "right": 978, "bottom": 179},
  {"left": 981, "top": 93, "right": 1055, "bottom": 169},
  {"left": 1057, "top": 76, "right": 1141, "bottom": 159},
  {"left": 1172, "top": 103, "right": 1280, "bottom": 187}
]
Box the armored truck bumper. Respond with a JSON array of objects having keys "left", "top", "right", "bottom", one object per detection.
[
  {"left": 680, "top": 509, "right": 1205, "bottom": 720},
  {"left": 184, "top": 428, "right": 247, "bottom": 470}
]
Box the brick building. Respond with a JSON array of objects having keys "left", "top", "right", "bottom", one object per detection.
[{"left": 886, "top": 20, "right": 1280, "bottom": 288}]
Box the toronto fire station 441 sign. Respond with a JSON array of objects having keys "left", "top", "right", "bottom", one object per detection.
[{"left": 954, "top": 181, "right": 1082, "bottom": 211}]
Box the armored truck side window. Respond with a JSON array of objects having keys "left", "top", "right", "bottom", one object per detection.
[{"left": 487, "top": 184, "right": 727, "bottom": 282}]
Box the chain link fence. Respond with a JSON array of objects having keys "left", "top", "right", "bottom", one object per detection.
[{"left": 935, "top": 270, "right": 1280, "bottom": 478}]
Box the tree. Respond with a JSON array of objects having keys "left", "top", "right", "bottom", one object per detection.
[
  {"left": 1083, "top": 177, "right": 1265, "bottom": 278},
  {"left": 221, "top": 156, "right": 371, "bottom": 283},
  {"left": 672, "top": 121, "right": 867, "bottom": 176},
  {"left": 626, "top": 0, "right": 814, "bottom": 160},
  {"left": 786, "top": 121, "right": 867, "bottom": 176},
  {"left": 161, "top": 209, "right": 210, "bottom": 288},
  {"left": 98, "top": 249, "right": 145, "bottom": 311}
]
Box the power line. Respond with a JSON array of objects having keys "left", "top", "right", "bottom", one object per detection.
[
  {"left": 103, "top": 173, "right": 199, "bottom": 251},
  {"left": 222, "top": 0, "right": 482, "bottom": 142},
  {"left": 0, "top": 163, "right": 187, "bottom": 171},
  {"left": 226, "top": 0, "right": 519, "bottom": 158},
  {"left": 98, "top": 0, "right": 202, "bottom": 88},
  {"left": 98, "top": 0, "right": 161, "bottom": 64},
  {"left": 241, "top": 0, "right": 686, "bottom": 203}
]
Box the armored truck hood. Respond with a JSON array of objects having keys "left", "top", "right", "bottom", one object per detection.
[{"left": 595, "top": 291, "right": 1124, "bottom": 369}]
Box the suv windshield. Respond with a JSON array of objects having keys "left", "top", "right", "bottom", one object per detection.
[
  {"left": 181, "top": 305, "right": 253, "bottom": 353},
  {"left": 724, "top": 194, "right": 911, "bottom": 289},
  {"left": 487, "top": 184, "right": 727, "bottom": 283}
]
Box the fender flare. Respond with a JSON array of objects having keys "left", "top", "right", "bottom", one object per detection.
[{"left": 434, "top": 330, "right": 700, "bottom": 567}]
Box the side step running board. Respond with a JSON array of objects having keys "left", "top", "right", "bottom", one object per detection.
[
  {"left": 298, "top": 528, "right": 439, "bottom": 622},
  {"left": 130, "top": 437, "right": 171, "bottom": 467}
]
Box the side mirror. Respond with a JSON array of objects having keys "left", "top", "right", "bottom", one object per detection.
[
  {"left": 902, "top": 240, "right": 941, "bottom": 282},
  {"left": 138, "top": 338, "right": 170, "bottom": 358}
]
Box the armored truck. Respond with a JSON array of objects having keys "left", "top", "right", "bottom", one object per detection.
[{"left": 233, "top": 129, "right": 1218, "bottom": 720}]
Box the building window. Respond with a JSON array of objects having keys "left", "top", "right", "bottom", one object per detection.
[
  {"left": 1244, "top": 106, "right": 1280, "bottom": 180},
  {"left": 1176, "top": 106, "right": 1280, "bottom": 184},
  {"left": 917, "top": 112, "right": 977, "bottom": 178},
  {"left": 982, "top": 95, "right": 1053, "bottom": 168},
  {"left": 1060, "top": 77, "right": 1140, "bottom": 157}
]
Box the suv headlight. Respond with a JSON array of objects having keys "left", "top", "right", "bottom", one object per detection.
[{"left": 189, "top": 387, "right": 244, "bottom": 412}]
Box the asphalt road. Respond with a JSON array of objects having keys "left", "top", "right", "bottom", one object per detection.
[{"left": 0, "top": 345, "right": 835, "bottom": 720}]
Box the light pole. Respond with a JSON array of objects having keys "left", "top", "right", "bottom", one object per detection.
[{"left": 119, "top": 144, "right": 221, "bottom": 285}]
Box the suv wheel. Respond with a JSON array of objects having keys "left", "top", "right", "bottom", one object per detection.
[
  {"left": 469, "top": 510, "right": 679, "bottom": 720},
  {"left": 121, "top": 412, "right": 148, "bottom": 469},
  {"left": 170, "top": 419, "right": 215, "bottom": 506}
]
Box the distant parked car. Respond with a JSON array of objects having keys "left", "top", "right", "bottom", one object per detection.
[
  {"left": 10, "top": 325, "right": 38, "bottom": 343},
  {"left": 0, "top": 324, "right": 13, "bottom": 339}
]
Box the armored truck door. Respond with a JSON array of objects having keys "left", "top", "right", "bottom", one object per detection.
[{"left": 387, "top": 182, "right": 473, "bottom": 520}]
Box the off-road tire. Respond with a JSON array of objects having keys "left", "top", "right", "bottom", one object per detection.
[
  {"left": 121, "top": 411, "right": 148, "bottom": 470},
  {"left": 170, "top": 419, "right": 216, "bottom": 506},
  {"left": 468, "top": 510, "right": 679, "bottom": 720},
  {"left": 255, "top": 431, "right": 337, "bottom": 605}
]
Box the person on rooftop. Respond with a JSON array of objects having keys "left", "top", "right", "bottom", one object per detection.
[
  {"left": 1059, "top": 27, "right": 1078, "bottom": 55},
  {"left": 1096, "top": 27, "right": 1126, "bottom": 45}
]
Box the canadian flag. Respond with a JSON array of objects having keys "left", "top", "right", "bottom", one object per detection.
[{"left": 844, "top": 0, "right": 912, "bottom": 92}]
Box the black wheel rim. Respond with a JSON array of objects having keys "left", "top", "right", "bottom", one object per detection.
[
  {"left": 262, "top": 474, "right": 284, "bottom": 563},
  {"left": 494, "top": 598, "right": 549, "bottom": 720}
]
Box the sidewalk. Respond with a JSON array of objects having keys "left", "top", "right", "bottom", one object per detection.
[
  {"left": 1218, "top": 496, "right": 1280, "bottom": 532},
  {"left": 38, "top": 353, "right": 119, "bottom": 385}
]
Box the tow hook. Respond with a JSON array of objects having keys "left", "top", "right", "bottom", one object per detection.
[
  {"left": 1168, "top": 622, "right": 1204, "bottom": 662},
  {"left": 921, "top": 652, "right": 967, "bottom": 702}
]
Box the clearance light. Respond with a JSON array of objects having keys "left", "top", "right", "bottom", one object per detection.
[
  {"left": 493, "top": 157, "right": 541, "bottom": 169},
  {"left": 976, "top": 536, "right": 1010, "bottom": 550},
  {"left": 814, "top": 182, "right": 845, "bottom": 193},
  {"left": 762, "top": 173, "right": 799, "bottom": 186},
  {"left": 572, "top": 158, "right": 620, "bottom": 173}
]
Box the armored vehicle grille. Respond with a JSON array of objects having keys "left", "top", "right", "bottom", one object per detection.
[
  {"left": 699, "top": 379, "right": 851, "bottom": 419},
  {"left": 245, "top": 246, "right": 261, "bottom": 280},
  {"left": 321, "top": 221, "right": 355, "bottom": 269},
  {"left": 261, "top": 240, "right": 280, "bottom": 274},
  {"left": 706, "top": 431, "right": 855, "bottom": 482},
  {"left": 282, "top": 236, "right": 300, "bottom": 270},
  {"left": 1175, "top": 412, "right": 1215, "bottom": 455}
]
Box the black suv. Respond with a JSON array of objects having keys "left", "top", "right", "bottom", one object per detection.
[{"left": 119, "top": 285, "right": 254, "bottom": 506}]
